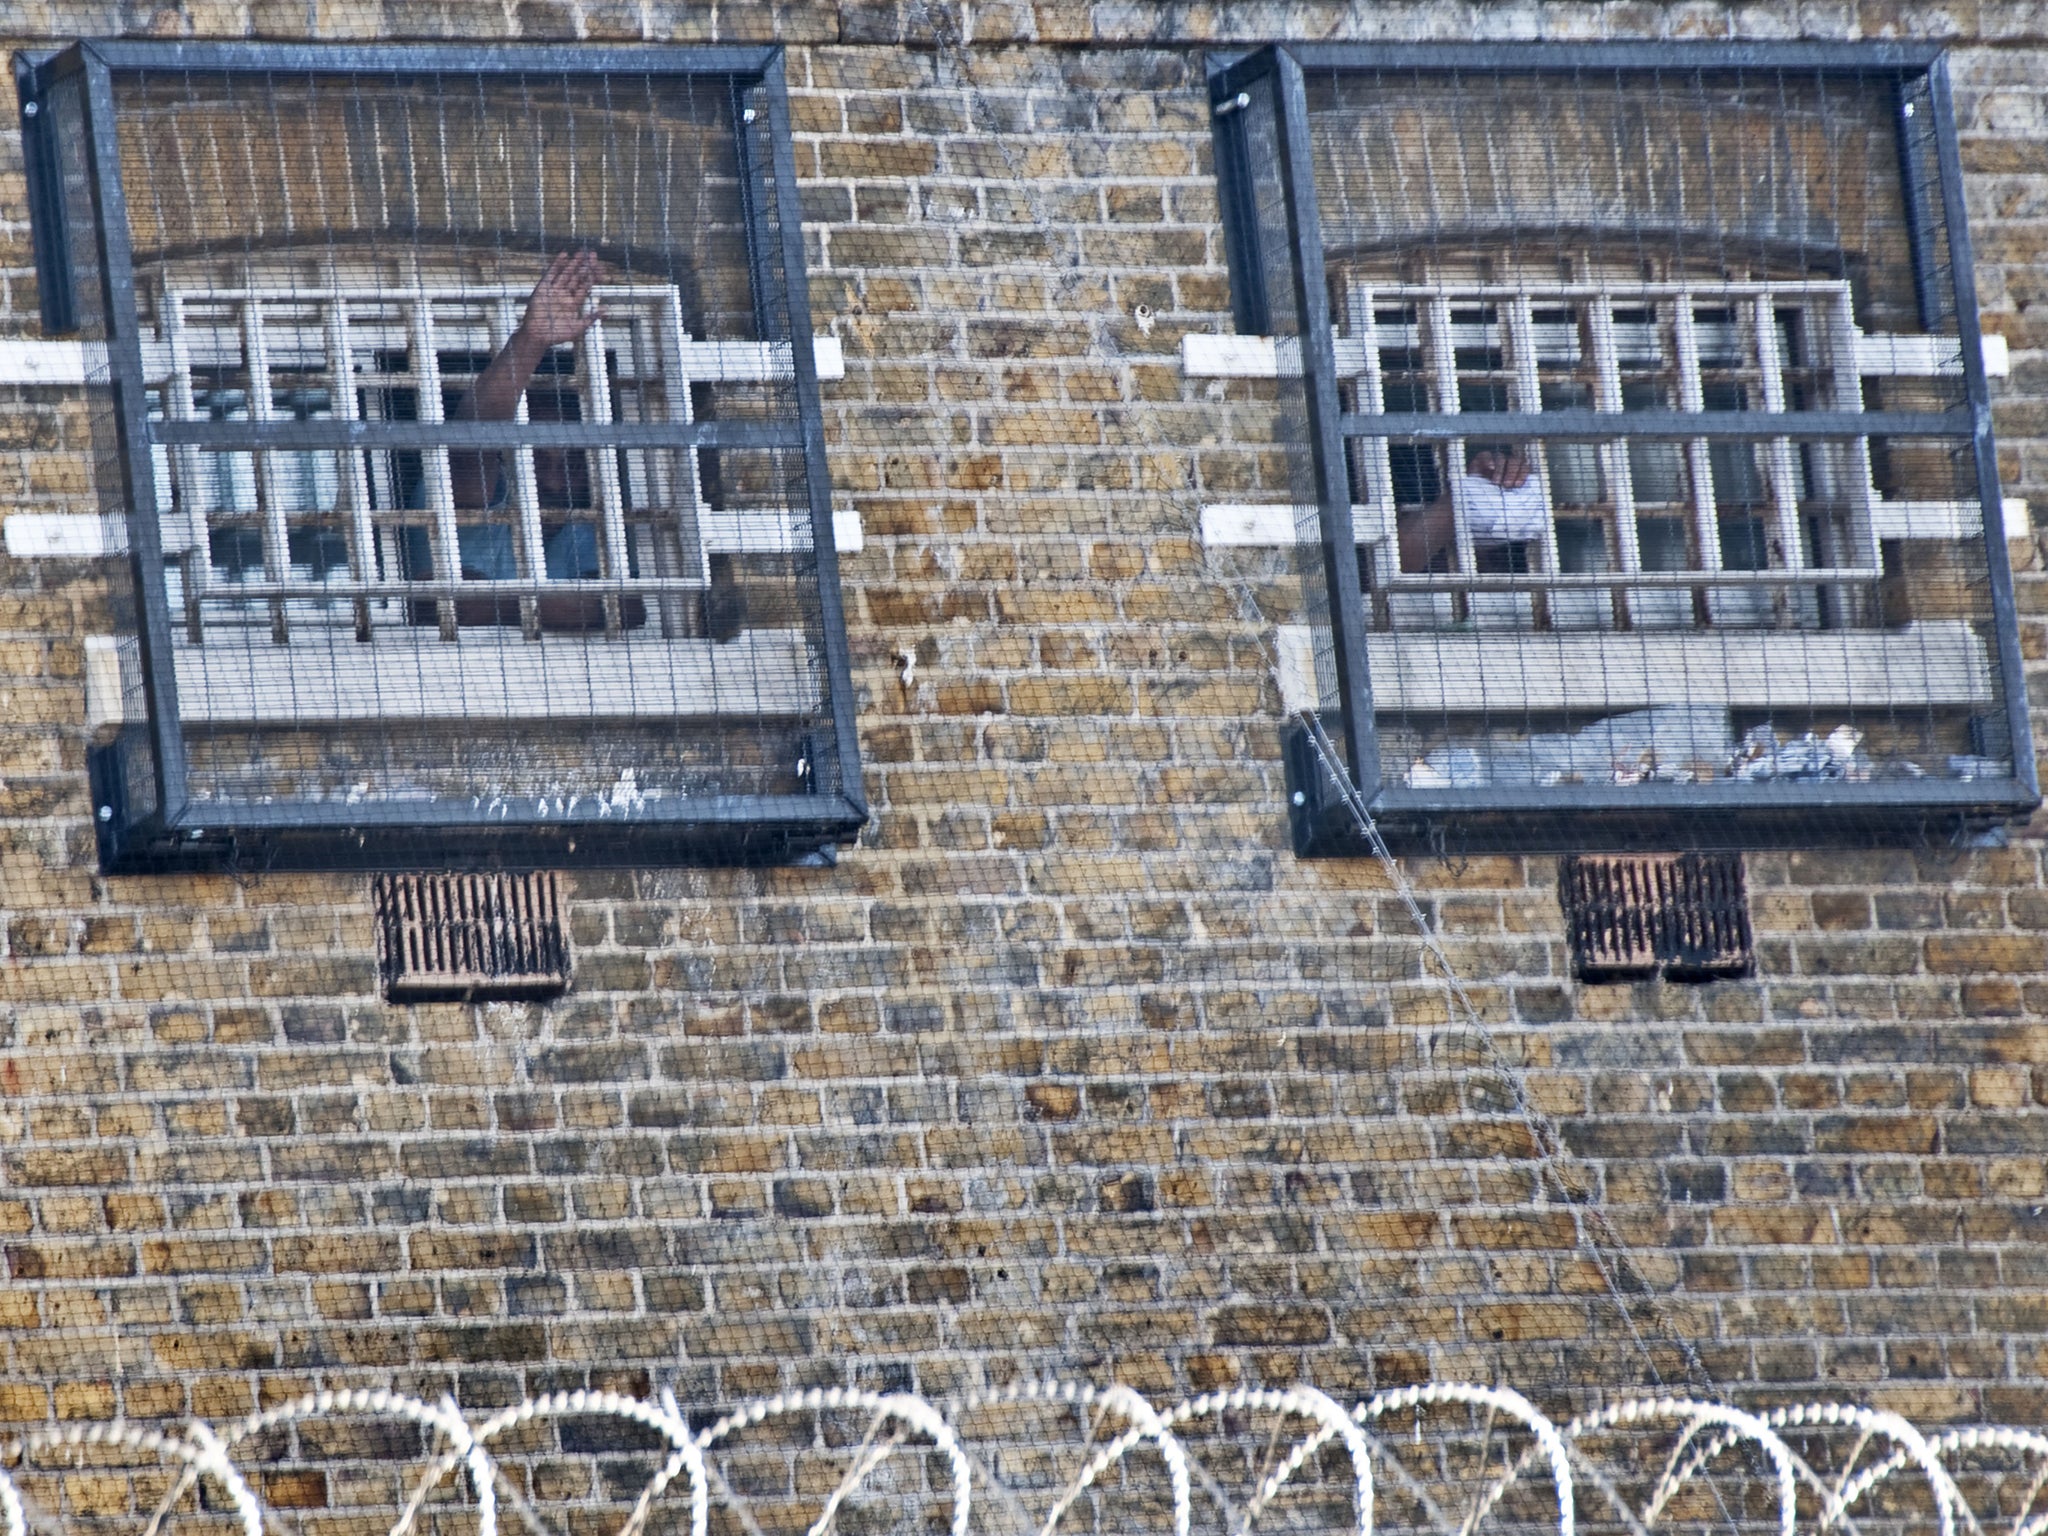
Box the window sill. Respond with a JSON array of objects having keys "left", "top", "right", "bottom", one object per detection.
[
  {"left": 1282, "top": 719, "right": 2039, "bottom": 857},
  {"left": 1271, "top": 621, "right": 1997, "bottom": 715}
]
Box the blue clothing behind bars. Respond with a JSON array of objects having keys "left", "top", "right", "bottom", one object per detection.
[
  {"left": 399, "top": 521, "right": 603, "bottom": 582},
  {"left": 400, "top": 469, "right": 603, "bottom": 583}
]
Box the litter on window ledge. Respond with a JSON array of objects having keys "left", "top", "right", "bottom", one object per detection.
[
  {"left": 1728, "top": 725, "right": 1873, "bottom": 783},
  {"left": 1405, "top": 706, "right": 1730, "bottom": 789},
  {"left": 1402, "top": 709, "right": 1992, "bottom": 789}
]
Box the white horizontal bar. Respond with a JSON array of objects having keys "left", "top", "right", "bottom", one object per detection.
[
  {"left": 1273, "top": 620, "right": 1993, "bottom": 714},
  {"left": 87, "top": 629, "right": 817, "bottom": 727},
  {"left": 1856, "top": 333, "right": 1938, "bottom": 377},
  {"left": 0, "top": 336, "right": 843, "bottom": 385},
  {"left": 1859, "top": 333, "right": 1957, "bottom": 375},
  {"left": 1187, "top": 330, "right": 2008, "bottom": 382},
  {"left": 179, "top": 284, "right": 687, "bottom": 302},
  {"left": 1201, "top": 502, "right": 1390, "bottom": 546},
  {"left": 193, "top": 577, "right": 714, "bottom": 601},
  {"left": 1381, "top": 569, "right": 1884, "bottom": 591},
  {"left": 8, "top": 506, "right": 862, "bottom": 560},
  {"left": 1364, "top": 280, "right": 1861, "bottom": 298},
  {"left": 1179, "top": 334, "right": 1303, "bottom": 378},
  {"left": 1856, "top": 332, "right": 2008, "bottom": 378},
  {"left": 5, "top": 512, "right": 124, "bottom": 558},
  {"left": 1871, "top": 497, "right": 2032, "bottom": 540},
  {"left": 136, "top": 334, "right": 846, "bottom": 384},
  {"left": 662, "top": 337, "right": 845, "bottom": 383},
  {"left": 1203, "top": 503, "right": 1302, "bottom": 545},
  {"left": 700, "top": 506, "right": 864, "bottom": 554},
  {"left": 1874, "top": 500, "right": 1976, "bottom": 540},
  {"left": 0, "top": 338, "right": 110, "bottom": 386},
  {"left": 1181, "top": 333, "right": 1266, "bottom": 376}
]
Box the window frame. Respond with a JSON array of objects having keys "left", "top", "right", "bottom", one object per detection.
[
  {"left": 1210, "top": 41, "right": 2039, "bottom": 854},
  {"left": 15, "top": 40, "right": 867, "bottom": 871}
]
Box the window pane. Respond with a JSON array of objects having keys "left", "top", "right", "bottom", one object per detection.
[
  {"left": 1637, "top": 515, "right": 1690, "bottom": 572},
  {"left": 1539, "top": 382, "right": 1602, "bottom": 506}
]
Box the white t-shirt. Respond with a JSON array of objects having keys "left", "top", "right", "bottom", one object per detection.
[{"left": 1459, "top": 472, "right": 1550, "bottom": 542}]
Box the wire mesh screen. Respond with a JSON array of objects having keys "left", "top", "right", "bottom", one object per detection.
[
  {"left": 40, "top": 51, "right": 859, "bottom": 865},
  {"left": 1215, "top": 72, "right": 1351, "bottom": 757},
  {"left": 1265, "top": 58, "right": 2027, "bottom": 847},
  {"left": 9, "top": 28, "right": 2048, "bottom": 1536}
]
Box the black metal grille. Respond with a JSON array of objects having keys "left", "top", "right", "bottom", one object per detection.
[
  {"left": 1560, "top": 852, "right": 1752, "bottom": 982},
  {"left": 21, "top": 41, "right": 866, "bottom": 871},
  {"left": 1224, "top": 44, "right": 2039, "bottom": 853},
  {"left": 373, "top": 871, "right": 569, "bottom": 1001}
]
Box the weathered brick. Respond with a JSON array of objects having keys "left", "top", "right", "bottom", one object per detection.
[{"left": 0, "top": 9, "right": 2041, "bottom": 1438}]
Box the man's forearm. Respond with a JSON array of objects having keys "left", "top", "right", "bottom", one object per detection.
[
  {"left": 432, "top": 255, "right": 602, "bottom": 510},
  {"left": 453, "top": 323, "right": 555, "bottom": 423}
]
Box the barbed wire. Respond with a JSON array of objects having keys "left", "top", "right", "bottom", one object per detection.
[{"left": 5, "top": 1381, "right": 2041, "bottom": 1536}]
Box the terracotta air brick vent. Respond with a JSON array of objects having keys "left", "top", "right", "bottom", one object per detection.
[
  {"left": 372, "top": 871, "right": 570, "bottom": 1001},
  {"left": 1559, "top": 853, "right": 1752, "bottom": 983}
]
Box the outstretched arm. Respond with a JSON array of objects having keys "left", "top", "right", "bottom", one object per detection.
[
  {"left": 445, "top": 251, "right": 605, "bottom": 510},
  {"left": 453, "top": 250, "right": 606, "bottom": 424}
]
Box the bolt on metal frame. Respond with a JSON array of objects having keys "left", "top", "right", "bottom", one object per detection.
[{"left": 1209, "top": 41, "right": 2038, "bottom": 853}]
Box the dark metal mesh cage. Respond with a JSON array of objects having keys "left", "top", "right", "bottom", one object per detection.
[
  {"left": 27, "top": 44, "right": 862, "bottom": 868},
  {"left": 1240, "top": 48, "right": 2034, "bottom": 852}
]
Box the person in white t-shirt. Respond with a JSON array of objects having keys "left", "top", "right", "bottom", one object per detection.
[{"left": 1398, "top": 444, "right": 1545, "bottom": 575}]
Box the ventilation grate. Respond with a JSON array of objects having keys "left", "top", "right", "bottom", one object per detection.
[
  {"left": 372, "top": 871, "right": 570, "bottom": 1001},
  {"left": 1559, "top": 853, "right": 1752, "bottom": 983}
]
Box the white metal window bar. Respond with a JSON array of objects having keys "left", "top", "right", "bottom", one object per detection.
[
  {"left": 139, "top": 282, "right": 821, "bottom": 647},
  {"left": 77, "top": 280, "right": 844, "bottom": 728},
  {"left": 1504, "top": 295, "right": 1565, "bottom": 584},
  {"left": 404, "top": 295, "right": 463, "bottom": 640},
  {"left": 1187, "top": 287, "right": 2013, "bottom": 571},
  {"left": 1582, "top": 293, "right": 1643, "bottom": 610},
  {"left": 329, "top": 299, "right": 379, "bottom": 643},
  {"left": 1338, "top": 276, "right": 1900, "bottom": 633}
]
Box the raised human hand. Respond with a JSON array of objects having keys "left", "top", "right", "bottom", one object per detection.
[
  {"left": 518, "top": 249, "right": 606, "bottom": 347},
  {"left": 1470, "top": 447, "right": 1533, "bottom": 490}
]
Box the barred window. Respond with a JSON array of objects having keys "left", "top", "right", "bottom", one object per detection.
[
  {"left": 18, "top": 42, "right": 862, "bottom": 869},
  {"left": 1207, "top": 44, "right": 2037, "bottom": 854}
]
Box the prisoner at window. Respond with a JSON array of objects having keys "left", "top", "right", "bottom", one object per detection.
[
  {"left": 23, "top": 46, "right": 863, "bottom": 867},
  {"left": 1213, "top": 48, "right": 2032, "bottom": 850}
]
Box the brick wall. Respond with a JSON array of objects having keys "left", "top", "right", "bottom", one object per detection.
[{"left": 0, "top": 0, "right": 2047, "bottom": 1437}]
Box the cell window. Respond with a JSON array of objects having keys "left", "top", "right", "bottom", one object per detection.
[
  {"left": 1214, "top": 45, "right": 2034, "bottom": 850},
  {"left": 24, "top": 40, "right": 864, "bottom": 869}
]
